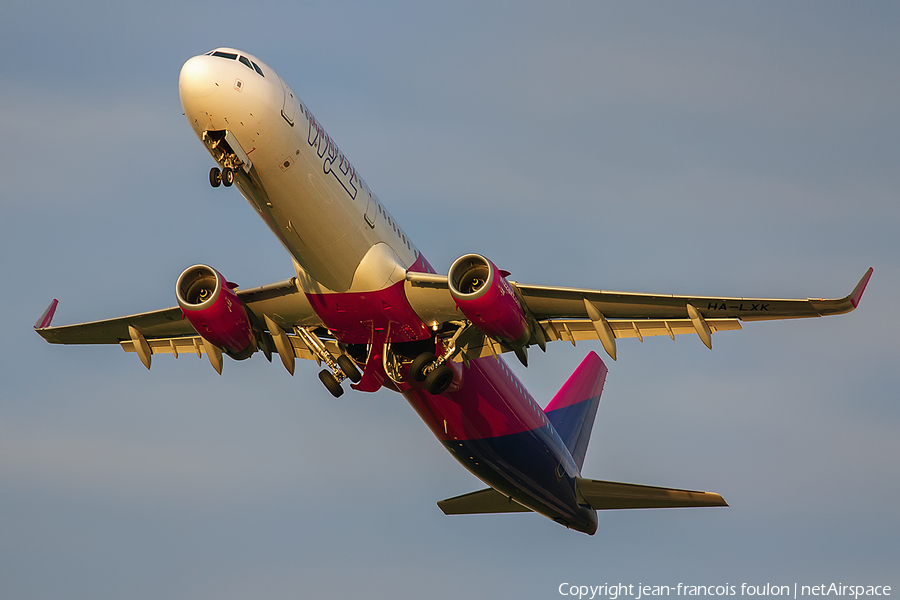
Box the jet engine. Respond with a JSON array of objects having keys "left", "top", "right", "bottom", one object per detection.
[
  {"left": 176, "top": 264, "right": 256, "bottom": 360},
  {"left": 448, "top": 254, "right": 530, "bottom": 348}
]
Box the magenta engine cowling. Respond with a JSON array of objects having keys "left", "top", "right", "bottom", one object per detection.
[
  {"left": 176, "top": 265, "right": 256, "bottom": 359},
  {"left": 448, "top": 254, "right": 530, "bottom": 347}
]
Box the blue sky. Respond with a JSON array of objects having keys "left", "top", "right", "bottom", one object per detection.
[{"left": 2, "top": 2, "right": 898, "bottom": 599}]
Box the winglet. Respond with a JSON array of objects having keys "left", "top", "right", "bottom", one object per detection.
[
  {"left": 849, "top": 267, "right": 873, "bottom": 309},
  {"left": 34, "top": 299, "right": 59, "bottom": 330},
  {"left": 808, "top": 267, "right": 874, "bottom": 316}
]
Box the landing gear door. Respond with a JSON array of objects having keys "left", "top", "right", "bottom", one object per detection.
[
  {"left": 281, "top": 81, "right": 297, "bottom": 126},
  {"left": 364, "top": 189, "right": 376, "bottom": 228}
]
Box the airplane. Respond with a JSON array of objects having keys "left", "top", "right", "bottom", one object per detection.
[{"left": 34, "top": 48, "right": 872, "bottom": 535}]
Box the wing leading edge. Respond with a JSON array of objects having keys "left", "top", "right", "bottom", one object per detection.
[{"left": 515, "top": 267, "right": 873, "bottom": 322}]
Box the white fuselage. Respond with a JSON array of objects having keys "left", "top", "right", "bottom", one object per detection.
[{"left": 179, "top": 49, "right": 421, "bottom": 295}]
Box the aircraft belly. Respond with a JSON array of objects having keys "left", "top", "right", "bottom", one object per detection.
[
  {"left": 216, "top": 83, "right": 421, "bottom": 294},
  {"left": 442, "top": 433, "right": 597, "bottom": 534},
  {"left": 405, "top": 357, "right": 548, "bottom": 441},
  {"left": 301, "top": 253, "right": 434, "bottom": 343},
  {"left": 265, "top": 168, "right": 357, "bottom": 288},
  {"left": 304, "top": 279, "right": 431, "bottom": 343}
]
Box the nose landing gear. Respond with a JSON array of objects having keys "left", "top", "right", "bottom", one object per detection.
[
  {"left": 209, "top": 167, "right": 234, "bottom": 188},
  {"left": 203, "top": 130, "right": 250, "bottom": 189}
]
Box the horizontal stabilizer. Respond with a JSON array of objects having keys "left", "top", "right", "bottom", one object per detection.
[
  {"left": 575, "top": 477, "right": 728, "bottom": 510},
  {"left": 438, "top": 488, "right": 532, "bottom": 515}
]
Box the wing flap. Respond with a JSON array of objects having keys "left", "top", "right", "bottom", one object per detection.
[
  {"left": 448, "top": 318, "right": 741, "bottom": 361},
  {"left": 120, "top": 332, "right": 339, "bottom": 362},
  {"left": 575, "top": 477, "right": 728, "bottom": 510},
  {"left": 542, "top": 318, "right": 741, "bottom": 344}
]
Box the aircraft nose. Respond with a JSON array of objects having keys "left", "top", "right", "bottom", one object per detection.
[{"left": 179, "top": 55, "right": 219, "bottom": 103}]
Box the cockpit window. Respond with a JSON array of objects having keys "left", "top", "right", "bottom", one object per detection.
[{"left": 207, "top": 51, "right": 264, "bottom": 77}]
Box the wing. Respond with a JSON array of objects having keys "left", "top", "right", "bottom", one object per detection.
[
  {"left": 35, "top": 278, "right": 335, "bottom": 367},
  {"left": 407, "top": 267, "right": 873, "bottom": 361}
]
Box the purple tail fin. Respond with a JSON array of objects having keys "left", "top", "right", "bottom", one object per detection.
[{"left": 544, "top": 352, "right": 608, "bottom": 471}]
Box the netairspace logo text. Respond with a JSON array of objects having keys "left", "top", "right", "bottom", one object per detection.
[{"left": 558, "top": 583, "right": 892, "bottom": 600}]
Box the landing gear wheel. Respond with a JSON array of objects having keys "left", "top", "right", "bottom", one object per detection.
[
  {"left": 318, "top": 369, "right": 344, "bottom": 398},
  {"left": 209, "top": 167, "right": 222, "bottom": 188},
  {"left": 337, "top": 354, "right": 361, "bottom": 383},
  {"left": 425, "top": 363, "right": 454, "bottom": 395},
  {"left": 222, "top": 167, "right": 234, "bottom": 187},
  {"left": 410, "top": 352, "right": 437, "bottom": 382}
]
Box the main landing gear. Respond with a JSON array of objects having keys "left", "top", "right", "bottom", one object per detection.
[
  {"left": 293, "top": 323, "right": 476, "bottom": 398},
  {"left": 411, "top": 352, "right": 455, "bottom": 395},
  {"left": 294, "top": 327, "right": 362, "bottom": 398},
  {"left": 317, "top": 354, "right": 363, "bottom": 398},
  {"left": 409, "top": 322, "right": 478, "bottom": 395},
  {"left": 209, "top": 167, "right": 234, "bottom": 188}
]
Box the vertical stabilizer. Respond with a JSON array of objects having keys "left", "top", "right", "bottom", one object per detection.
[{"left": 544, "top": 351, "right": 608, "bottom": 470}]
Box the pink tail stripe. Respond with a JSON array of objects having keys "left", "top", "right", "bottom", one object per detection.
[{"left": 544, "top": 351, "right": 608, "bottom": 412}]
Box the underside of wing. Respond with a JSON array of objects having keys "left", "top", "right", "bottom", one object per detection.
[
  {"left": 408, "top": 267, "right": 872, "bottom": 360},
  {"left": 35, "top": 277, "right": 330, "bottom": 369},
  {"left": 516, "top": 267, "right": 873, "bottom": 322},
  {"left": 36, "top": 278, "right": 314, "bottom": 344},
  {"left": 35, "top": 304, "right": 191, "bottom": 345}
]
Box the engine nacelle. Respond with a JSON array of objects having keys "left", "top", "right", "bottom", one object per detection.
[
  {"left": 176, "top": 265, "right": 256, "bottom": 360},
  {"left": 448, "top": 254, "right": 530, "bottom": 347}
]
